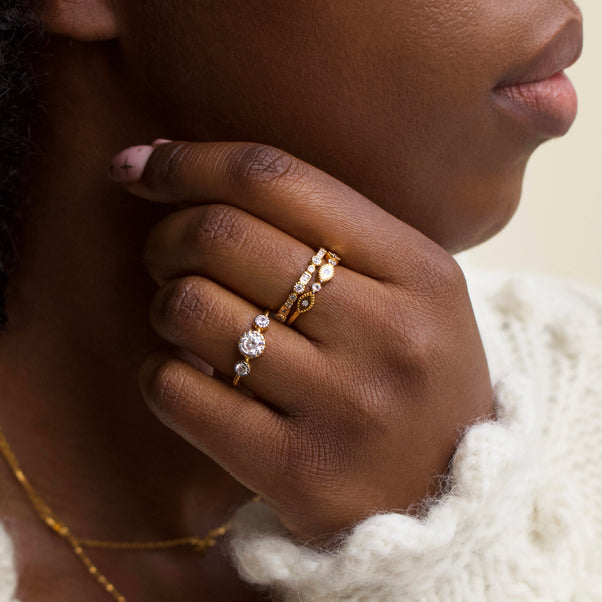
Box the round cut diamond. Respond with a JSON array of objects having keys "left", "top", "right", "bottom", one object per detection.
[
  {"left": 235, "top": 361, "right": 250, "bottom": 376},
  {"left": 254, "top": 314, "right": 270, "bottom": 329},
  {"left": 297, "top": 292, "right": 315, "bottom": 313},
  {"left": 312, "top": 282, "right": 322, "bottom": 292},
  {"left": 307, "top": 265, "right": 316, "bottom": 273},
  {"left": 294, "top": 283, "right": 304, "bottom": 293},
  {"left": 238, "top": 330, "right": 266, "bottom": 358}
]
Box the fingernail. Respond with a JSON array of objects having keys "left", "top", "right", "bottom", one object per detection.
[
  {"left": 107, "top": 145, "right": 155, "bottom": 183},
  {"left": 152, "top": 138, "right": 172, "bottom": 146}
]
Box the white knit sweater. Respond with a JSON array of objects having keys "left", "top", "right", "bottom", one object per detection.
[{"left": 0, "top": 266, "right": 601, "bottom": 601}]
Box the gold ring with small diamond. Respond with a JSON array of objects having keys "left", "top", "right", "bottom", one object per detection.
[
  {"left": 233, "top": 310, "right": 271, "bottom": 386},
  {"left": 274, "top": 248, "right": 329, "bottom": 323},
  {"left": 287, "top": 251, "right": 341, "bottom": 325}
]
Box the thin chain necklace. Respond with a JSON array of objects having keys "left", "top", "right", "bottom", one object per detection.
[{"left": 0, "top": 421, "right": 258, "bottom": 601}]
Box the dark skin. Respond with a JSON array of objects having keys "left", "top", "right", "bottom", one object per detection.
[{"left": 0, "top": 0, "right": 582, "bottom": 600}]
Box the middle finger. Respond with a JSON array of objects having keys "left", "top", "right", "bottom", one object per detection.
[{"left": 144, "top": 202, "right": 372, "bottom": 342}]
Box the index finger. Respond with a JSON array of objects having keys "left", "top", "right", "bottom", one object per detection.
[{"left": 108, "top": 141, "right": 432, "bottom": 282}]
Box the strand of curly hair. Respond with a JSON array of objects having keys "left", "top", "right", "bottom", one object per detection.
[{"left": 0, "top": 0, "right": 47, "bottom": 331}]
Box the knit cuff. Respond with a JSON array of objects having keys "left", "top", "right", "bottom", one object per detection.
[
  {"left": 0, "top": 523, "right": 18, "bottom": 602},
  {"left": 226, "top": 375, "right": 568, "bottom": 600}
]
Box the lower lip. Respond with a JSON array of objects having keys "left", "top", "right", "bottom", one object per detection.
[{"left": 493, "top": 71, "right": 578, "bottom": 138}]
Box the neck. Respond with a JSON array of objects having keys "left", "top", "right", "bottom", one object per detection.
[{"left": 0, "top": 38, "right": 250, "bottom": 542}]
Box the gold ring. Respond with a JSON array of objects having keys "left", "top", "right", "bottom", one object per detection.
[
  {"left": 274, "top": 248, "right": 328, "bottom": 323},
  {"left": 233, "top": 310, "right": 270, "bottom": 387},
  {"left": 286, "top": 251, "right": 340, "bottom": 325}
]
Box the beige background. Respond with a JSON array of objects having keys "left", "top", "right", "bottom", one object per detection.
[{"left": 463, "top": 0, "right": 601, "bottom": 288}]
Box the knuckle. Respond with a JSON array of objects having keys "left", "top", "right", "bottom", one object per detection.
[
  {"left": 396, "top": 319, "right": 446, "bottom": 390},
  {"left": 150, "top": 277, "right": 210, "bottom": 341},
  {"left": 142, "top": 142, "right": 199, "bottom": 196},
  {"left": 187, "top": 204, "right": 252, "bottom": 255},
  {"left": 436, "top": 255, "right": 467, "bottom": 294},
  {"left": 139, "top": 354, "right": 189, "bottom": 428},
  {"left": 227, "top": 144, "right": 300, "bottom": 192},
  {"left": 378, "top": 292, "right": 444, "bottom": 390},
  {"left": 411, "top": 248, "right": 467, "bottom": 303}
]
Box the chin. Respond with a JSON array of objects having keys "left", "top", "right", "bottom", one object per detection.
[
  {"left": 455, "top": 174, "right": 524, "bottom": 254},
  {"left": 401, "top": 164, "right": 527, "bottom": 255}
]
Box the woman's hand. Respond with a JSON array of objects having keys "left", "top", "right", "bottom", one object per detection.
[{"left": 109, "top": 141, "right": 494, "bottom": 542}]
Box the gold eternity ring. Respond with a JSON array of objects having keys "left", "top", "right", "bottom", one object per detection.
[
  {"left": 274, "top": 248, "right": 328, "bottom": 323},
  {"left": 286, "top": 251, "right": 340, "bottom": 325}
]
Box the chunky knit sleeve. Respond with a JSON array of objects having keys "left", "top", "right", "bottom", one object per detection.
[
  {"left": 226, "top": 269, "right": 602, "bottom": 601},
  {"left": 0, "top": 524, "right": 18, "bottom": 602}
]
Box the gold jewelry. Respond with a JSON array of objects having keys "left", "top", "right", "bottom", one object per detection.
[
  {"left": 287, "top": 251, "right": 341, "bottom": 325},
  {"left": 233, "top": 310, "right": 271, "bottom": 386},
  {"left": 0, "top": 421, "right": 259, "bottom": 601},
  {"left": 274, "top": 248, "right": 328, "bottom": 323}
]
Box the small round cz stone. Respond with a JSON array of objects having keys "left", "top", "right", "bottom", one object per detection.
[
  {"left": 294, "top": 283, "right": 304, "bottom": 293},
  {"left": 238, "top": 330, "right": 266, "bottom": 358},
  {"left": 318, "top": 263, "right": 334, "bottom": 282},
  {"left": 254, "top": 314, "right": 270, "bottom": 329},
  {"left": 307, "top": 265, "right": 316, "bottom": 273},
  {"left": 296, "top": 292, "right": 315, "bottom": 313},
  {"left": 312, "top": 282, "right": 322, "bottom": 292},
  {"left": 234, "top": 361, "right": 250, "bottom": 376}
]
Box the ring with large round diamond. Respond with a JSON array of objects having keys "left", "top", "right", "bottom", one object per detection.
[{"left": 233, "top": 310, "right": 271, "bottom": 387}]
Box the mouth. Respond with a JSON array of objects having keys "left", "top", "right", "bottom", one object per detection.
[{"left": 493, "top": 17, "right": 584, "bottom": 138}]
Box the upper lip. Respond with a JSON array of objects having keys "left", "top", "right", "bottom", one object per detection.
[{"left": 496, "top": 17, "right": 583, "bottom": 88}]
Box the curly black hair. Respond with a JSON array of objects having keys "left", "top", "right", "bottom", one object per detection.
[{"left": 0, "top": 0, "right": 48, "bottom": 331}]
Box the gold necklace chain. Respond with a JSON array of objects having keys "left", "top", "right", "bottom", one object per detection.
[{"left": 0, "top": 421, "right": 258, "bottom": 601}]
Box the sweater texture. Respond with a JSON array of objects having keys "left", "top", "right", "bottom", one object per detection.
[{"left": 0, "top": 266, "right": 601, "bottom": 601}]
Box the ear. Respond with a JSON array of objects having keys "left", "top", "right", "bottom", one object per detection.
[{"left": 36, "top": 0, "right": 118, "bottom": 41}]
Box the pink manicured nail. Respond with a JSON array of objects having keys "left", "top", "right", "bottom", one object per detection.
[
  {"left": 107, "top": 145, "right": 155, "bottom": 183},
  {"left": 152, "top": 138, "right": 172, "bottom": 146}
]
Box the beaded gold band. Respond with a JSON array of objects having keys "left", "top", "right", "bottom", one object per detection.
[
  {"left": 287, "top": 251, "right": 341, "bottom": 325},
  {"left": 274, "top": 248, "right": 328, "bottom": 323},
  {"left": 233, "top": 310, "right": 270, "bottom": 386}
]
